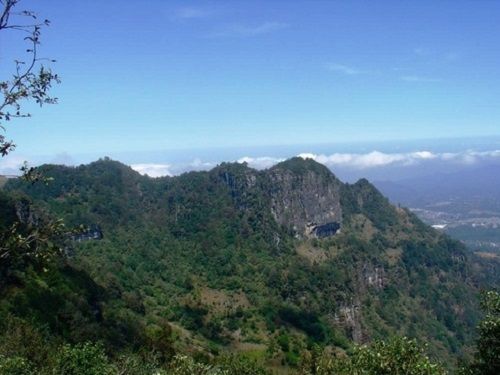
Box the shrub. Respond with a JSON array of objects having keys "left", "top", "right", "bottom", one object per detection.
[
  {"left": 298, "top": 337, "right": 446, "bottom": 375},
  {"left": 51, "top": 342, "right": 114, "bottom": 375},
  {"left": 0, "top": 356, "right": 33, "bottom": 375}
]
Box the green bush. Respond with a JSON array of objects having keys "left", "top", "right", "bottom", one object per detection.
[
  {"left": 462, "top": 290, "right": 500, "bottom": 375},
  {"left": 166, "top": 355, "right": 224, "bottom": 375},
  {"left": 0, "top": 356, "right": 33, "bottom": 375},
  {"left": 299, "top": 337, "right": 445, "bottom": 375},
  {"left": 51, "top": 342, "right": 114, "bottom": 375},
  {"left": 346, "top": 337, "right": 446, "bottom": 375}
]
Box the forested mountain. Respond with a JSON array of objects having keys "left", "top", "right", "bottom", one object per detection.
[{"left": 0, "top": 157, "right": 485, "bottom": 372}]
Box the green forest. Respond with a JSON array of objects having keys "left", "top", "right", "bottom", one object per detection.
[{"left": 1, "top": 158, "right": 498, "bottom": 374}]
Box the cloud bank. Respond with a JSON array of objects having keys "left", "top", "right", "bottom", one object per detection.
[
  {"left": 298, "top": 150, "right": 500, "bottom": 169},
  {"left": 130, "top": 163, "right": 173, "bottom": 178},
  {"left": 297, "top": 150, "right": 437, "bottom": 169},
  {"left": 240, "top": 149, "right": 500, "bottom": 171},
  {"left": 2, "top": 150, "right": 499, "bottom": 178},
  {"left": 128, "top": 149, "right": 500, "bottom": 177},
  {"left": 237, "top": 156, "right": 286, "bottom": 169}
]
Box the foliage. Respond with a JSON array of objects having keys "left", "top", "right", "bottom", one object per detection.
[
  {"left": 165, "top": 354, "right": 268, "bottom": 375},
  {"left": 346, "top": 337, "right": 446, "bottom": 375},
  {"left": 1, "top": 157, "right": 484, "bottom": 372},
  {"left": 19, "top": 162, "right": 54, "bottom": 185},
  {"left": 461, "top": 290, "right": 500, "bottom": 375},
  {"left": 298, "top": 337, "right": 446, "bottom": 375},
  {"left": 51, "top": 342, "right": 114, "bottom": 375},
  {"left": 0, "top": 0, "right": 64, "bottom": 305},
  {"left": 0, "top": 355, "right": 33, "bottom": 375},
  {"left": 215, "top": 355, "right": 268, "bottom": 375},
  {"left": 0, "top": 191, "right": 67, "bottom": 285},
  {"left": 0, "top": 0, "right": 59, "bottom": 156}
]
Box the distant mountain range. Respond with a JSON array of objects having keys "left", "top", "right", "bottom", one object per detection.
[{"left": 374, "top": 164, "right": 500, "bottom": 210}]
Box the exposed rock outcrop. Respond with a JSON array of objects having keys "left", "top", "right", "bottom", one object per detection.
[{"left": 267, "top": 158, "right": 343, "bottom": 238}]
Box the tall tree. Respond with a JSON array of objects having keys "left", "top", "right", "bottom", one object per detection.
[
  {"left": 0, "top": 0, "right": 63, "bottom": 285},
  {"left": 464, "top": 291, "right": 500, "bottom": 375}
]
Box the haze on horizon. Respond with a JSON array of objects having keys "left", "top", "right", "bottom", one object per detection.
[{"left": 1, "top": 0, "right": 499, "bottom": 179}]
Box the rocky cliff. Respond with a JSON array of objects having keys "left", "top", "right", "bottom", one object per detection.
[{"left": 268, "top": 158, "right": 343, "bottom": 238}]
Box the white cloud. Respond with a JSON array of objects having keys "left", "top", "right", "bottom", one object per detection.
[
  {"left": 237, "top": 156, "right": 285, "bottom": 169},
  {"left": 131, "top": 163, "right": 172, "bottom": 178},
  {"left": 315, "top": 151, "right": 407, "bottom": 168},
  {"left": 411, "top": 151, "right": 437, "bottom": 159},
  {"left": 401, "top": 75, "right": 443, "bottom": 83},
  {"left": 297, "top": 153, "right": 316, "bottom": 160},
  {"left": 189, "top": 158, "right": 215, "bottom": 170},
  {"left": 211, "top": 22, "right": 289, "bottom": 37},
  {"left": 295, "top": 150, "right": 500, "bottom": 170},
  {"left": 326, "top": 63, "right": 368, "bottom": 75},
  {"left": 123, "top": 149, "right": 500, "bottom": 178},
  {"left": 0, "top": 154, "right": 26, "bottom": 176},
  {"left": 175, "top": 7, "right": 212, "bottom": 19},
  {"left": 130, "top": 159, "right": 216, "bottom": 177},
  {"left": 248, "top": 151, "right": 439, "bottom": 170},
  {"left": 5, "top": 149, "right": 499, "bottom": 180}
]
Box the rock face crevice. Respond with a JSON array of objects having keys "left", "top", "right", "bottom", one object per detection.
[
  {"left": 310, "top": 222, "right": 341, "bottom": 238},
  {"left": 72, "top": 225, "right": 103, "bottom": 242}
]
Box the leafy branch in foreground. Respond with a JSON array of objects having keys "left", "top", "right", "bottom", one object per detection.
[
  {"left": 0, "top": 0, "right": 60, "bottom": 156},
  {"left": 20, "top": 162, "right": 53, "bottom": 185},
  {"left": 0, "top": 0, "right": 62, "bottom": 286},
  {"left": 0, "top": 199, "right": 67, "bottom": 282}
]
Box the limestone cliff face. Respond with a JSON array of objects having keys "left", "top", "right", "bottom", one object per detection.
[
  {"left": 213, "top": 158, "right": 344, "bottom": 238},
  {"left": 266, "top": 158, "right": 343, "bottom": 238},
  {"left": 215, "top": 162, "right": 259, "bottom": 209}
]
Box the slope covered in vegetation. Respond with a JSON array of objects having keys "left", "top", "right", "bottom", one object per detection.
[{"left": 0, "top": 157, "right": 484, "bottom": 372}]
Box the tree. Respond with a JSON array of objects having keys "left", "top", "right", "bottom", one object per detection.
[
  {"left": 298, "top": 337, "right": 446, "bottom": 375},
  {"left": 0, "top": 0, "right": 63, "bottom": 284},
  {"left": 0, "top": 0, "right": 59, "bottom": 157},
  {"left": 0, "top": 194, "right": 67, "bottom": 284},
  {"left": 52, "top": 342, "right": 115, "bottom": 375},
  {"left": 463, "top": 290, "right": 500, "bottom": 375}
]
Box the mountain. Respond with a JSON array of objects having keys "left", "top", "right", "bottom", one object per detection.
[
  {"left": 374, "top": 164, "right": 500, "bottom": 284},
  {"left": 374, "top": 164, "right": 500, "bottom": 211},
  {"left": 1, "top": 157, "right": 481, "bottom": 369}
]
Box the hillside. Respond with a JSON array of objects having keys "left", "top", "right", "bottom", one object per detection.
[
  {"left": 1, "top": 157, "right": 480, "bottom": 370},
  {"left": 374, "top": 165, "right": 500, "bottom": 289}
]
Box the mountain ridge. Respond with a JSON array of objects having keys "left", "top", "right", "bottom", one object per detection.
[{"left": 1, "top": 156, "right": 481, "bottom": 368}]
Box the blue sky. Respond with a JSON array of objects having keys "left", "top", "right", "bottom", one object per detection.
[{"left": 1, "top": 0, "right": 500, "bottom": 177}]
